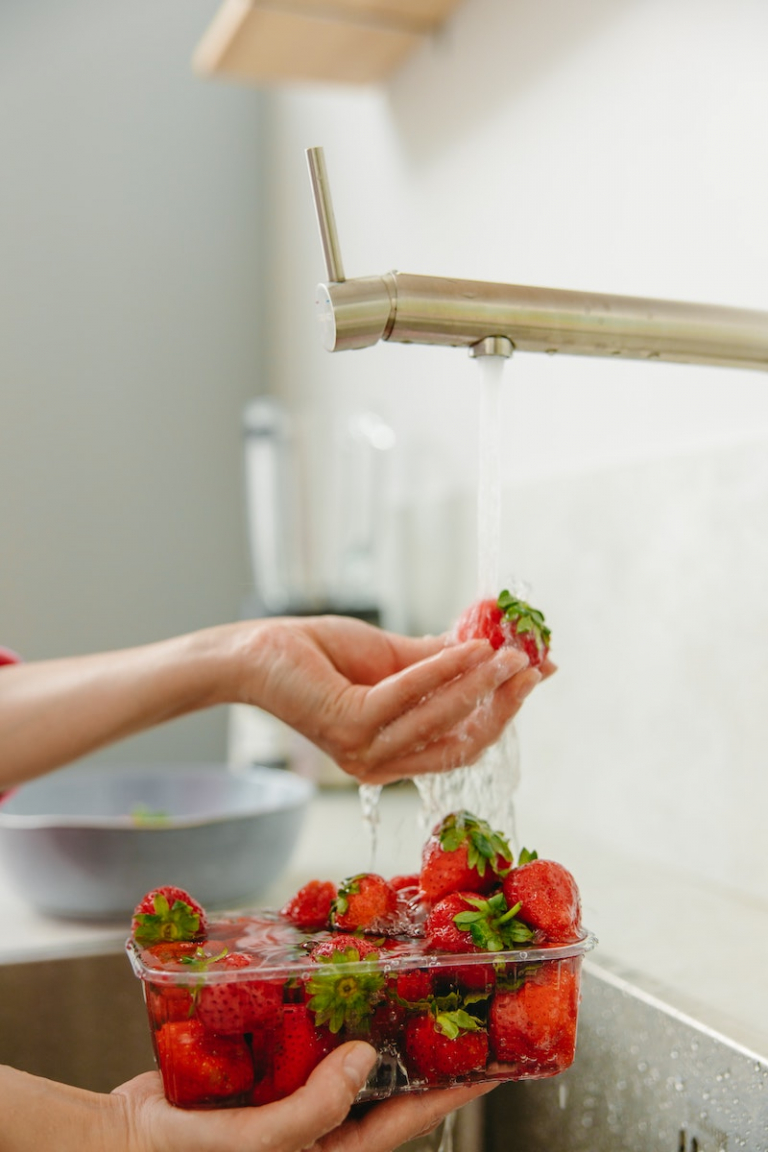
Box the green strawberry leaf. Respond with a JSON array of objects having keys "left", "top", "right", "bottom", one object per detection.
[
  {"left": 434, "top": 1009, "right": 485, "bottom": 1040},
  {"left": 307, "top": 950, "right": 386, "bottom": 1034},
  {"left": 438, "top": 811, "right": 513, "bottom": 877},
  {"left": 517, "top": 847, "right": 539, "bottom": 865},
  {"left": 452, "top": 892, "right": 535, "bottom": 952},
  {"left": 133, "top": 895, "right": 202, "bottom": 945},
  {"left": 496, "top": 590, "right": 551, "bottom": 655}
]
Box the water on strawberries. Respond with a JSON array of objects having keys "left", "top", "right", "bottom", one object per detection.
[{"left": 412, "top": 354, "right": 523, "bottom": 848}]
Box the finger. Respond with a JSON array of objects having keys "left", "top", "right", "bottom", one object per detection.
[
  {"left": 364, "top": 648, "right": 529, "bottom": 761},
  {"left": 325, "top": 1081, "right": 497, "bottom": 1152},
  {"left": 244, "top": 1043, "right": 376, "bottom": 1152},
  {"left": 351, "top": 670, "right": 542, "bottom": 784},
  {"left": 361, "top": 641, "right": 500, "bottom": 729}
]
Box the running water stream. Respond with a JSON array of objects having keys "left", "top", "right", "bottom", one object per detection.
[
  {"left": 359, "top": 354, "right": 523, "bottom": 861},
  {"left": 413, "top": 354, "right": 521, "bottom": 848}
]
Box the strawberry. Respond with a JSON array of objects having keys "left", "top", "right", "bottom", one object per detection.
[
  {"left": 309, "top": 934, "right": 381, "bottom": 962},
  {"left": 281, "top": 879, "right": 337, "bottom": 931},
  {"left": 153, "top": 1018, "right": 254, "bottom": 1107},
  {"left": 251, "top": 1004, "right": 336, "bottom": 1104},
  {"left": 424, "top": 891, "right": 534, "bottom": 954},
  {"left": 404, "top": 1010, "right": 489, "bottom": 1083},
  {"left": 420, "top": 811, "right": 513, "bottom": 905},
  {"left": 307, "top": 943, "right": 387, "bottom": 1034},
  {"left": 502, "top": 857, "right": 582, "bottom": 943},
  {"left": 330, "top": 873, "right": 398, "bottom": 933},
  {"left": 488, "top": 963, "right": 579, "bottom": 1068},
  {"left": 455, "top": 589, "right": 551, "bottom": 667},
  {"left": 390, "top": 873, "right": 421, "bottom": 893},
  {"left": 395, "top": 968, "right": 434, "bottom": 1003},
  {"left": 193, "top": 953, "right": 285, "bottom": 1035},
  {"left": 131, "top": 886, "right": 207, "bottom": 946},
  {"left": 145, "top": 981, "right": 196, "bottom": 1027}
]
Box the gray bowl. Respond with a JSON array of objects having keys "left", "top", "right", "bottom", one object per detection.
[{"left": 0, "top": 763, "right": 315, "bottom": 920}]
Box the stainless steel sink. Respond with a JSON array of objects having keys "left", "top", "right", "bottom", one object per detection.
[
  {"left": 485, "top": 960, "right": 768, "bottom": 1152},
  {"left": 2, "top": 951, "right": 767, "bottom": 1152}
]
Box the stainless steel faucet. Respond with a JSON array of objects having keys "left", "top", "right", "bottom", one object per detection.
[{"left": 306, "top": 146, "right": 768, "bottom": 369}]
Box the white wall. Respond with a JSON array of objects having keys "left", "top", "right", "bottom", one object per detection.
[
  {"left": 262, "top": 0, "right": 768, "bottom": 901},
  {"left": 0, "top": 1, "right": 265, "bottom": 763}
]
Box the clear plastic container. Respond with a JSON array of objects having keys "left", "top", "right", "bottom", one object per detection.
[{"left": 127, "top": 909, "right": 596, "bottom": 1110}]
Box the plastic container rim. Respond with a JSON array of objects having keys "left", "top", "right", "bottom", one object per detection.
[{"left": 127, "top": 928, "right": 597, "bottom": 985}]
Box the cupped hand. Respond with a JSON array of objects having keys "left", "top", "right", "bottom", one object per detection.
[
  {"left": 236, "top": 615, "right": 554, "bottom": 784},
  {"left": 111, "top": 1042, "right": 496, "bottom": 1152}
]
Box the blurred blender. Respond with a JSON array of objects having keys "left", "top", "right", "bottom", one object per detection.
[{"left": 228, "top": 397, "right": 396, "bottom": 785}]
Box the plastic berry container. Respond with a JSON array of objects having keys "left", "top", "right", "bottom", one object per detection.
[{"left": 127, "top": 910, "right": 596, "bottom": 1110}]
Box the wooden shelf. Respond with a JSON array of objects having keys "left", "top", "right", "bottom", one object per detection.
[{"left": 193, "top": 0, "right": 464, "bottom": 86}]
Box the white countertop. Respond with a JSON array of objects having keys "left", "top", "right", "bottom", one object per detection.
[{"left": 2, "top": 783, "right": 767, "bottom": 1060}]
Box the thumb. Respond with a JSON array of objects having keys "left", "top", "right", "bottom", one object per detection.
[{"left": 252, "top": 1042, "right": 376, "bottom": 1152}]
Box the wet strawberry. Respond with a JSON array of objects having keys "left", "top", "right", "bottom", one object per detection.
[
  {"left": 390, "top": 873, "right": 421, "bottom": 892},
  {"left": 424, "top": 891, "right": 533, "bottom": 954},
  {"left": 145, "top": 983, "right": 195, "bottom": 1027},
  {"left": 281, "top": 879, "right": 337, "bottom": 930},
  {"left": 420, "top": 811, "right": 513, "bottom": 905},
  {"left": 154, "top": 1018, "right": 253, "bottom": 1107},
  {"left": 132, "top": 886, "right": 207, "bottom": 946},
  {"left": 193, "top": 953, "right": 285, "bottom": 1035},
  {"left": 503, "top": 857, "right": 582, "bottom": 943},
  {"left": 330, "top": 873, "right": 398, "bottom": 933},
  {"left": 404, "top": 1010, "right": 489, "bottom": 1083},
  {"left": 488, "top": 963, "right": 579, "bottom": 1068},
  {"left": 395, "top": 968, "right": 434, "bottom": 1002},
  {"left": 309, "top": 934, "right": 382, "bottom": 962},
  {"left": 250, "top": 1004, "right": 336, "bottom": 1104},
  {"left": 455, "top": 590, "right": 550, "bottom": 667}
]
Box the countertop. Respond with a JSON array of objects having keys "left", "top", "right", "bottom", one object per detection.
[{"left": 2, "top": 783, "right": 767, "bottom": 1060}]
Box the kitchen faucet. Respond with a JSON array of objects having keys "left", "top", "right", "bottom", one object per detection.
[{"left": 307, "top": 146, "right": 768, "bottom": 368}]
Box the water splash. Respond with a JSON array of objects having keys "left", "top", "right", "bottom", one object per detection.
[
  {"left": 413, "top": 354, "right": 521, "bottom": 849},
  {"left": 358, "top": 783, "right": 383, "bottom": 869},
  {"left": 413, "top": 722, "right": 520, "bottom": 848},
  {"left": 477, "top": 354, "right": 504, "bottom": 598}
]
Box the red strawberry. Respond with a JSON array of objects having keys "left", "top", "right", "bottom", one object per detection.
[
  {"left": 251, "top": 1004, "right": 336, "bottom": 1104},
  {"left": 395, "top": 968, "right": 434, "bottom": 1002},
  {"left": 455, "top": 590, "right": 551, "bottom": 667},
  {"left": 390, "top": 873, "right": 421, "bottom": 892},
  {"left": 404, "top": 1011, "right": 489, "bottom": 1084},
  {"left": 281, "top": 879, "right": 337, "bottom": 930},
  {"left": 154, "top": 1018, "right": 254, "bottom": 1107},
  {"left": 330, "top": 873, "right": 398, "bottom": 933},
  {"left": 145, "top": 982, "right": 195, "bottom": 1027},
  {"left": 489, "top": 963, "right": 579, "bottom": 1068},
  {"left": 309, "top": 934, "right": 381, "bottom": 962},
  {"left": 420, "top": 811, "right": 513, "bottom": 905},
  {"left": 424, "top": 891, "right": 534, "bottom": 954},
  {"left": 194, "top": 953, "right": 285, "bottom": 1035},
  {"left": 131, "top": 886, "right": 207, "bottom": 946},
  {"left": 140, "top": 941, "right": 222, "bottom": 1025},
  {"left": 503, "top": 858, "right": 582, "bottom": 943}
]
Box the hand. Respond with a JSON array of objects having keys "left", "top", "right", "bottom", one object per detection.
[
  {"left": 234, "top": 615, "right": 554, "bottom": 784},
  {"left": 110, "top": 1042, "right": 496, "bottom": 1152}
]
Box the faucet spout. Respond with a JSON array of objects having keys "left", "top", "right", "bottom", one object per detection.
[{"left": 306, "top": 147, "right": 768, "bottom": 373}]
